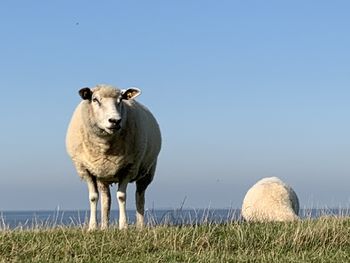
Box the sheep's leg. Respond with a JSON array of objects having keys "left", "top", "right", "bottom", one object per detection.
[
  {"left": 98, "top": 181, "right": 111, "bottom": 230},
  {"left": 135, "top": 164, "right": 156, "bottom": 229},
  {"left": 135, "top": 188, "right": 145, "bottom": 229},
  {"left": 85, "top": 176, "right": 99, "bottom": 231},
  {"left": 117, "top": 180, "right": 128, "bottom": 230}
]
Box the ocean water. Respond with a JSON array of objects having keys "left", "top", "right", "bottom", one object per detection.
[
  {"left": 0, "top": 208, "right": 349, "bottom": 229},
  {"left": 0, "top": 209, "right": 238, "bottom": 229}
]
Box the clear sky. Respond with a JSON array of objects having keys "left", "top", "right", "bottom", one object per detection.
[{"left": 0, "top": 1, "right": 349, "bottom": 210}]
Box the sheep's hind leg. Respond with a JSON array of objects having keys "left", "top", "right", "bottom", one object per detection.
[
  {"left": 135, "top": 165, "right": 156, "bottom": 229},
  {"left": 98, "top": 181, "right": 111, "bottom": 230},
  {"left": 135, "top": 188, "right": 145, "bottom": 229}
]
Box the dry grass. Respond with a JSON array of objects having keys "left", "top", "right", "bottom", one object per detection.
[{"left": 1, "top": 217, "right": 350, "bottom": 262}]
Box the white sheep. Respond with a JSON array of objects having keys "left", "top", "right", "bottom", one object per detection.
[
  {"left": 66, "top": 84, "right": 161, "bottom": 230},
  {"left": 241, "top": 177, "right": 299, "bottom": 222}
]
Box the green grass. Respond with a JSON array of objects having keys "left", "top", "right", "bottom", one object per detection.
[{"left": 1, "top": 217, "right": 350, "bottom": 262}]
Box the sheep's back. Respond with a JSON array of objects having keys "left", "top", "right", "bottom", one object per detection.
[{"left": 241, "top": 177, "right": 299, "bottom": 222}]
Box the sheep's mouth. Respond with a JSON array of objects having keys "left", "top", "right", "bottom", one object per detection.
[{"left": 105, "top": 126, "right": 121, "bottom": 134}]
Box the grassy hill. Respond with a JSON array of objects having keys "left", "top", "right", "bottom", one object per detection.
[{"left": 1, "top": 217, "right": 350, "bottom": 262}]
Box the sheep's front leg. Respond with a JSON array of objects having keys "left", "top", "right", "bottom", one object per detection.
[
  {"left": 117, "top": 180, "right": 128, "bottom": 230},
  {"left": 98, "top": 181, "right": 111, "bottom": 230},
  {"left": 85, "top": 176, "right": 99, "bottom": 231}
]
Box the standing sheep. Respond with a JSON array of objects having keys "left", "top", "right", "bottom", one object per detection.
[
  {"left": 66, "top": 84, "right": 161, "bottom": 230},
  {"left": 241, "top": 177, "right": 299, "bottom": 222}
]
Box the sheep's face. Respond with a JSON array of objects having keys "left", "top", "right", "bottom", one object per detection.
[{"left": 79, "top": 86, "right": 141, "bottom": 135}]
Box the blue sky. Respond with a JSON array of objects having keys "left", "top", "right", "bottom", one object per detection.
[{"left": 0, "top": 1, "right": 349, "bottom": 210}]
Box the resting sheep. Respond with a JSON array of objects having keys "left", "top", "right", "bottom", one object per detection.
[
  {"left": 66, "top": 84, "right": 161, "bottom": 230},
  {"left": 241, "top": 177, "right": 299, "bottom": 222}
]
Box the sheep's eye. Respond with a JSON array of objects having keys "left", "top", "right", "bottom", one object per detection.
[{"left": 92, "top": 98, "right": 100, "bottom": 104}]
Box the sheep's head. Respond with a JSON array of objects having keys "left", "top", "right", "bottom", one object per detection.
[{"left": 79, "top": 85, "right": 141, "bottom": 135}]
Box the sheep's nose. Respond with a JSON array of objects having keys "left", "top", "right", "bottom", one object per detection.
[{"left": 108, "top": 118, "right": 122, "bottom": 128}]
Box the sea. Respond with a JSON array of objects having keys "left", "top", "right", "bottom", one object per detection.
[{"left": 1, "top": 208, "right": 349, "bottom": 230}]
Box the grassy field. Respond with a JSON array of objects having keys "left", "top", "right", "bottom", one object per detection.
[{"left": 1, "top": 217, "right": 350, "bottom": 262}]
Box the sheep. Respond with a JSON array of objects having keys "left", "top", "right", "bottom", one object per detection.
[
  {"left": 66, "top": 84, "right": 161, "bottom": 230},
  {"left": 241, "top": 177, "right": 299, "bottom": 222}
]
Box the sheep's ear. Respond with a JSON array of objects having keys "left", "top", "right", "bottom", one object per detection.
[
  {"left": 121, "top": 87, "right": 141, "bottom": 100},
  {"left": 79, "top": 88, "right": 92, "bottom": 100}
]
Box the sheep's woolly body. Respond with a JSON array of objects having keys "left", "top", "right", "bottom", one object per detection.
[
  {"left": 66, "top": 84, "right": 161, "bottom": 230},
  {"left": 66, "top": 86, "right": 161, "bottom": 183},
  {"left": 241, "top": 177, "right": 299, "bottom": 222}
]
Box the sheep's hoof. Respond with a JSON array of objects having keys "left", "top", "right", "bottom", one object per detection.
[
  {"left": 136, "top": 222, "right": 144, "bottom": 230},
  {"left": 119, "top": 223, "right": 128, "bottom": 230},
  {"left": 88, "top": 224, "right": 98, "bottom": 231},
  {"left": 101, "top": 225, "right": 109, "bottom": 230}
]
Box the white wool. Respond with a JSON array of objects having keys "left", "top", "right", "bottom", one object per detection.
[
  {"left": 241, "top": 177, "right": 299, "bottom": 222},
  {"left": 66, "top": 84, "right": 161, "bottom": 230}
]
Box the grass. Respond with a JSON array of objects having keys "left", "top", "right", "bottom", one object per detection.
[{"left": 1, "top": 217, "right": 350, "bottom": 262}]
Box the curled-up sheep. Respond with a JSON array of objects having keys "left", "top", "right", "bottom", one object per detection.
[
  {"left": 241, "top": 177, "right": 299, "bottom": 222},
  {"left": 66, "top": 84, "right": 161, "bottom": 230}
]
